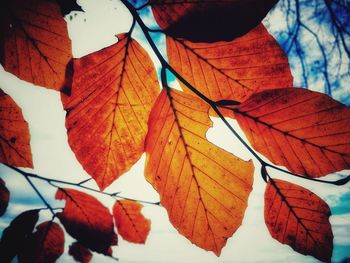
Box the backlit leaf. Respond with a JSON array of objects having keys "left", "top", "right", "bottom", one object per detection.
[
  {"left": 55, "top": 188, "right": 118, "bottom": 254},
  {"left": 235, "top": 88, "right": 350, "bottom": 178},
  {"left": 0, "top": 0, "right": 72, "bottom": 90},
  {"left": 61, "top": 34, "right": 160, "bottom": 190},
  {"left": 113, "top": 200, "right": 151, "bottom": 244},
  {"left": 0, "top": 89, "right": 33, "bottom": 168},
  {"left": 145, "top": 88, "right": 254, "bottom": 255},
  {"left": 150, "top": 0, "right": 278, "bottom": 42},
  {"left": 0, "top": 209, "right": 39, "bottom": 262},
  {"left": 18, "top": 221, "right": 65, "bottom": 263},
  {"left": 69, "top": 242, "right": 93, "bottom": 263},
  {"left": 265, "top": 179, "right": 333, "bottom": 262},
  {"left": 0, "top": 178, "right": 9, "bottom": 216},
  {"left": 167, "top": 24, "right": 293, "bottom": 110}
]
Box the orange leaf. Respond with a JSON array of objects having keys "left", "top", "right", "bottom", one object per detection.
[
  {"left": 0, "top": 209, "right": 39, "bottom": 262},
  {"left": 167, "top": 24, "right": 293, "bottom": 109},
  {"left": 235, "top": 88, "right": 350, "bottom": 178},
  {"left": 18, "top": 221, "right": 65, "bottom": 263},
  {"left": 150, "top": 0, "right": 278, "bottom": 42},
  {"left": 0, "top": 0, "right": 72, "bottom": 90},
  {"left": 265, "top": 179, "right": 333, "bottom": 262},
  {"left": 55, "top": 188, "right": 118, "bottom": 254},
  {"left": 61, "top": 34, "right": 160, "bottom": 190},
  {"left": 69, "top": 242, "right": 93, "bottom": 263},
  {"left": 145, "top": 88, "right": 254, "bottom": 255},
  {"left": 0, "top": 178, "right": 9, "bottom": 216},
  {"left": 0, "top": 89, "right": 33, "bottom": 168},
  {"left": 113, "top": 200, "right": 151, "bottom": 244}
]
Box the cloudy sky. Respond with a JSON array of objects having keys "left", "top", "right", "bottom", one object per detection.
[{"left": 0, "top": 0, "right": 349, "bottom": 262}]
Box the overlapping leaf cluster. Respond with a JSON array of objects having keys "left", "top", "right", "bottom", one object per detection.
[{"left": 0, "top": 0, "right": 349, "bottom": 262}]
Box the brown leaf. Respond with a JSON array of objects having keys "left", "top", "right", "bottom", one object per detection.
[
  {"left": 167, "top": 24, "right": 293, "bottom": 110},
  {"left": 150, "top": 0, "right": 278, "bottom": 42},
  {"left": 55, "top": 188, "right": 117, "bottom": 254},
  {"left": 0, "top": 209, "right": 39, "bottom": 262},
  {"left": 0, "top": 0, "right": 72, "bottom": 90},
  {"left": 18, "top": 221, "right": 65, "bottom": 263},
  {"left": 0, "top": 89, "right": 33, "bottom": 168},
  {"left": 69, "top": 242, "right": 93, "bottom": 263},
  {"left": 145, "top": 88, "right": 254, "bottom": 255},
  {"left": 0, "top": 178, "right": 10, "bottom": 216},
  {"left": 113, "top": 200, "right": 151, "bottom": 244},
  {"left": 235, "top": 88, "right": 350, "bottom": 178},
  {"left": 265, "top": 179, "right": 333, "bottom": 262},
  {"left": 61, "top": 33, "right": 160, "bottom": 190}
]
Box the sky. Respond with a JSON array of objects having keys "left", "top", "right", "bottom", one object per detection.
[{"left": 0, "top": 0, "right": 349, "bottom": 262}]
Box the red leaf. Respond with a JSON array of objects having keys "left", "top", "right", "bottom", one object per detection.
[
  {"left": 0, "top": 89, "right": 33, "bottom": 168},
  {"left": 0, "top": 209, "right": 39, "bottom": 262},
  {"left": 61, "top": 34, "right": 160, "bottom": 190},
  {"left": 0, "top": 178, "right": 10, "bottom": 216},
  {"left": 167, "top": 24, "right": 293, "bottom": 112},
  {"left": 265, "top": 179, "right": 333, "bottom": 262},
  {"left": 55, "top": 188, "right": 118, "bottom": 254},
  {"left": 235, "top": 88, "right": 350, "bottom": 178},
  {"left": 150, "top": 0, "right": 278, "bottom": 42},
  {"left": 69, "top": 242, "right": 93, "bottom": 263},
  {"left": 18, "top": 221, "right": 65, "bottom": 263},
  {"left": 0, "top": 0, "right": 72, "bottom": 90},
  {"left": 113, "top": 200, "right": 151, "bottom": 244}
]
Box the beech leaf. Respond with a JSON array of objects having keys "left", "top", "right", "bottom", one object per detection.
[
  {"left": 235, "top": 88, "right": 350, "bottom": 178},
  {"left": 55, "top": 188, "right": 118, "bottom": 254},
  {"left": 113, "top": 200, "right": 151, "bottom": 244},
  {"left": 145, "top": 88, "right": 254, "bottom": 255},
  {"left": 150, "top": 0, "right": 278, "bottom": 42},
  {"left": 167, "top": 24, "right": 293, "bottom": 114},
  {"left": 69, "top": 242, "right": 93, "bottom": 263},
  {"left": 18, "top": 221, "right": 65, "bottom": 263},
  {"left": 61, "top": 34, "right": 160, "bottom": 190},
  {"left": 0, "top": 209, "right": 39, "bottom": 262},
  {"left": 0, "top": 0, "right": 72, "bottom": 90},
  {"left": 0, "top": 89, "right": 33, "bottom": 168},
  {"left": 265, "top": 179, "right": 333, "bottom": 262},
  {"left": 0, "top": 178, "right": 10, "bottom": 216}
]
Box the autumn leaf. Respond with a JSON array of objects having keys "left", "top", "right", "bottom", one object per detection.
[
  {"left": 0, "top": 178, "right": 9, "bottom": 216},
  {"left": 113, "top": 200, "right": 151, "bottom": 244},
  {"left": 61, "top": 33, "right": 160, "bottom": 190},
  {"left": 234, "top": 88, "right": 350, "bottom": 178},
  {"left": 167, "top": 24, "right": 293, "bottom": 111},
  {"left": 0, "top": 0, "right": 72, "bottom": 90},
  {"left": 69, "top": 242, "right": 93, "bottom": 263},
  {"left": 265, "top": 179, "right": 333, "bottom": 262},
  {"left": 145, "top": 88, "right": 254, "bottom": 255},
  {"left": 0, "top": 209, "right": 39, "bottom": 262},
  {"left": 55, "top": 188, "right": 118, "bottom": 254},
  {"left": 150, "top": 0, "right": 278, "bottom": 42},
  {"left": 18, "top": 221, "right": 65, "bottom": 263},
  {"left": 0, "top": 89, "right": 32, "bottom": 168}
]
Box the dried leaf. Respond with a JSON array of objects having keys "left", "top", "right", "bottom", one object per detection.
[
  {"left": 18, "top": 221, "right": 65, "bottom": 263},
  {"left": 0, "top": 209, "right": 39, "bottom": 262},
  {"left": 69, "top": 242, "right": 93, "bottom": 263},
  {"left": 265, "top": 179, "right": 333, "bottom": 262},
  {"left": 0, "top": 0, "right": 72, "bottom": 90},
  {"left": 145, "top": 88, "right": 254, "bottom": 255},
  {"left": 0, "top": 89, "right": 32, "bottom": 168},
  {"left": 61, "top": 34, "right": 160, "bottom": 190},
  {"left": 55, "top": 188, "right": 117, "bottom": 254},
  {"left": 150, "top": 0, "right": 278, "bottom": 42},
  {"left": 113, "top": 200, "right": 151, "bottom": 244},
  {"left": 167, "top": 24, "right": 293, "bottom": 110},
  {"left": 235, "top": 88, "right": 350, "bottom": 177},
  {"left": 0, "top": 178, "right": 10, "bottom": 216}
]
